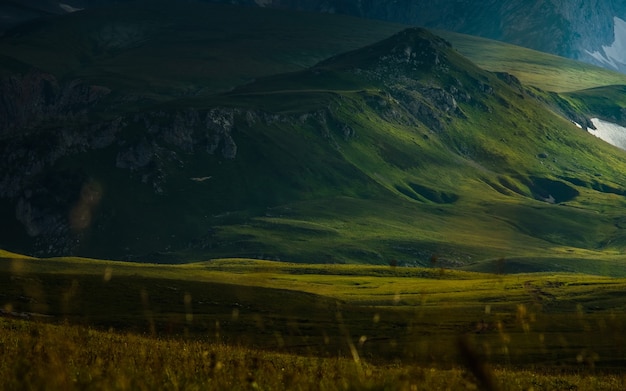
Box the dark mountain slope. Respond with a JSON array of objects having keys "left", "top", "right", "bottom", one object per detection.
[
  {"left": 0, "top": 0, "right": 626, "bottom": 72},
  {"left": 6, "top": 0, "right": 625, "bottom": 74},
  {"left": 0, "top": 1, "right": 405, "bottom": 94},
  {"left": 3, "top": 1, "right": 626, "bottom": 96},
  {"left": 233, "top": 0, "right": 626, "bottom": 74},
  {"left": 3, "top": 25, "right": 626, "bottom": 273}
]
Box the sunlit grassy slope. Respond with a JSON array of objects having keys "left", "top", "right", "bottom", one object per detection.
[
  {"left": 437, "top": 30, "right": 626, "bottom": 93},
  {"left": 563, "top": 85, "right": 626, "bottom": 127},
  {"left": 121, "top": 28, "right": 626, "bottom": 271}
]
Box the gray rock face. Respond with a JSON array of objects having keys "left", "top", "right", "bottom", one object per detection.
[
  {"left": 0, "top": 116, "right": 124, "bottom": 199},
  {"left": 206, "top": 109, "right": 238, "bottom": 159},
  {"left": 0, "top": 71, "right": 110, "bottom": 136},
  {"left": 115, "top": 138, "right": 157, "bottom": 170},
  {"left": 0, "top": 69, "right": 246, "bottom": 255}
]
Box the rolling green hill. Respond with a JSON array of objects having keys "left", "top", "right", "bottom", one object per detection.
[{"left": 2, "top": 3, "right": 626, "bottom": 274}]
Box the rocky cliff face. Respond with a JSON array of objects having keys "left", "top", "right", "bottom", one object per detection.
[
  {"left": 0, "top": 69, "right": 247, "bottom": 256},
  {"left": 0, "top": 71, "right": 110, "bottom": 136}
]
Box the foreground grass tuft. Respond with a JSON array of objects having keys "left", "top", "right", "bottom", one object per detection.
[{"left": 1, "top": 318, "right": 625, "bottom": 390}]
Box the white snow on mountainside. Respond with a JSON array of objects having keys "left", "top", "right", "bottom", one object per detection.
[
  {"left": 588, "top": 118, "right": 626, "bottom": 151},
  {"left": 587, "top": 17, "right": 626, "bottom": 70}
]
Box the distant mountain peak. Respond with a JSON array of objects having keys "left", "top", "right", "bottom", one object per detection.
[
  {"left": 586, "top": 16, "right": 626, "bottom": 71},
  {"left": 374, "top": 27, "right": 452, "bottom": 64},
  {"left": 317, "top": 27, "right": 453, "bottom": 75}
]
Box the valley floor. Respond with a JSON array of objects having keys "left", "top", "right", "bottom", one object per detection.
[{"left": 2, "top": 256, "right": 626, "bottom": 389}]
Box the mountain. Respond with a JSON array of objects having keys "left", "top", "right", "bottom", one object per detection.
[
  {"left": 4, "top": 0, "right": 626, "bottom": 74},
  {"left": 2, "top": 3, "right": 626, "bottom": 274},
  {"left": 0, "top": 0, "right": 80, "bottom": 32},
  {"left": 236, "top": 0, "right": 626, "bottom": 74}
]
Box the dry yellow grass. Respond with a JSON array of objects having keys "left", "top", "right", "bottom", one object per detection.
[{"left": 1, "top": 318, "right": 625, "bottom": 391}]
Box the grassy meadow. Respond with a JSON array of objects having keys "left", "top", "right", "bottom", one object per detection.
[
  {"left": 5, "top": 4, "right": 626, "bottom": 389},
  {"left": 3, "top": 318, "right": 626, "bottom": 391},
  {"left": 3, "top": 254, "right": 626, "bottom": 389}
]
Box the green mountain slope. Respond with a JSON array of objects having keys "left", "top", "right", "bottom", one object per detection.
[
  {"left": 192, "top": 28, "right": 626, "bottom": 271},
  {"left": 563, "top": 85, "right": 626, "bottom": 127},
  {"left": 2, "top": 4, "right": 626, "bottom": 274},
  {"left": 436, "top": 30, "right": 626, "bottom": 93}
]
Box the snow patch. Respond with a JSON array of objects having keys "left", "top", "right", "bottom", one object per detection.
[
  {"left": 59, "top": 3, "right": 83, "bottom": 12},
  {"left": 587, "top": 118, "right": 626, "bottom": 151},
  {"left": 585, "top": 17, "right": 626, "bottom": 70}
]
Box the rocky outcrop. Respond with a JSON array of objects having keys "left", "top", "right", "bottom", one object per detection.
[
  {"left": 420, "top": 87, "right": 460, "bottom": 115},
  {"left": 115, "top": 138, "right": 158, "bottom": 170},
  {"left": 318, "top": 29, "right": 486, "bottom": 132},
  {"left": 0, "top": 116, "right": 124, "bottom": 198},
  {"left": 0, "top": 70, "right": 110, "bottom": 136},
  {"left": 0, "top": 69, "right": 238, "bottom": 255},
  {"left": 206, "top": 109, "right": 238, "bottom": 159},
  {"left": 12, "top": 168, "right": 91, "bottom": 255},
  {"left": 323, "top": 28, "right": 452, "bottom": 86}
]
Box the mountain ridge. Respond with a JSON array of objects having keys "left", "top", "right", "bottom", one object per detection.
[
  {"left": 240, "top": 0, "right": 626, "bottom": 74},
  {"left": 4, "top": 0, "right": 626, "bottom": 74},
  {"left": 2, "top": 5, "right": 626, "bottom": 274}
]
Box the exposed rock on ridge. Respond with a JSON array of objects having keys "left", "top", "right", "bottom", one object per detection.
[{"left": 0, "top": 70, "right": 110, "bottom": 136}]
